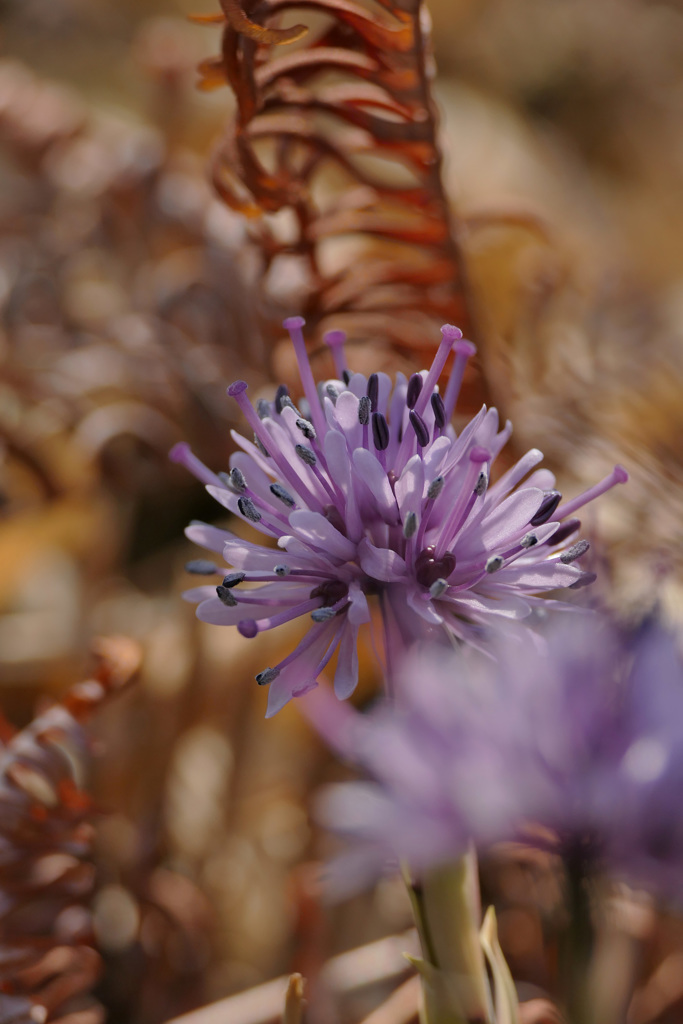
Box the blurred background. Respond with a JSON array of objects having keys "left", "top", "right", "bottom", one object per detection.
[{"left": 2, "top": 0, "right": 683, "bottom": 1021}]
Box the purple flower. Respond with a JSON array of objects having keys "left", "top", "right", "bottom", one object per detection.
[
  {"left": 172, "top": 316, "right": 627, "bottom": 716},
  {"left": 314, "top": 617, "right": 683, "bottom": 901}
]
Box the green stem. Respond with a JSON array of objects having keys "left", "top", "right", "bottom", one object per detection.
[{"left": 402, "top": 856, "right": 492, "bottom": 1024}]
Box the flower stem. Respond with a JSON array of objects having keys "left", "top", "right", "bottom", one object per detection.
[
  {"left": 560, "top": 845, "right": 596, "bottom": 1024},
  {"left": 402, "top": 855, "right": 492, "bottom": 1024}
]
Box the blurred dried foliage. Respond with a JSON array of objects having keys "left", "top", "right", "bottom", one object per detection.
[
  {"left": 194, "top": 0, "right": 473, "bottom": 364},
  {"left": 1, "top": 0, "right": 683, "bottom": 1023},
  {"left": 0, "top": 636, "right": 139, "bottom": 1024}
]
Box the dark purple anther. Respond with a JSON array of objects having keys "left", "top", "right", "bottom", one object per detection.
[
  {"left": 367, "top": 373, "right": 379, "bottom": 412},
  {"left": 358, "top": 396, "right": 371, "bottom": 426},
  {"left": 270, "top": 482, "right": 296, "bottom": 507},
  {"left": 407, "top": 373, "right": 423, "bottom": 409},
  {"left": 372, "top": 412, "right": 390, "bottom": 451},
  {"left": 222, "top": 571, "right": 246, "bottom": 588},
  {"left": 312, "top": 607, "right": 338, "bottom": 622},
  {"left": 275, "top": 385, "right": 289, "bottom": 414},
  {"left": 185, "top": 560, "right": 219, "bottom": 575},
  {"left": 295, "top": 444, "right": 317, "bottom": 467},
  {"left": 551, "top": 518, "right": 581, "bottom": 545},
  {"left": 431, "top": 392, "right": 446, "bottom": 429},
  {"left": 560, "top": 540, "right": 590, "bottom": 564},
  {"left": 256, "top": 667, "right": 279, "bottom": 686},
  {"left": 415, "top": 545, "right": 456, "bottom": 588},
  {"left": 296, "top": 418, "right": 317, "bottom": 441},
  {"left": 238, "top": 496, "right": 262, "bottom": 522},
  {"left": 216, "top": 585, "right": 237, "bottom": 607},
  {"left": 530, "top": 491, "right": 562, "bottom": 527},
  {"left": 409, "top": 410, "right": 430, "bottom": 448}
]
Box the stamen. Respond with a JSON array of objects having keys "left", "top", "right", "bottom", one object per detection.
[
  {"left": 311, "top": 606, "right": 338, "bottom": 622},
  {"left": 429, "top": 578, "right": 449, "bottom": 599},
  {"left": 230, "top": 467, "right": 247, "bottom": 493},
  {"left": 296, "top": 418, "right": 317, "bottom": 441},
  {"left": 256, "top": 667, "right": 279, "bottom": 686},
  {"left": 434, "top": 447, "right": 489, "bottom": 557},
  {"left": 185, "top": 560, "right": 219, "bottom": 575},
  {"left": 555, "top": 465, "right": 629, "bottom": 520},
  {"left": 274, "top": 564, "right": 291, "bottom": 576},
  {"left": 238, "top": 496, "right": 262, "bottom": 522},
  {"left": 485, "top": 555, "right": 503, "bottom": 573},
  {"left": 372, "top": 412, "right": 390, "bottom": 451},
  {"left": 414, "top": 324, "right": 461, "bottom": 419},
  {"left": 324, "top": 328, "right": 348, "bottom": 378},
  {"left": 283, "top": 316, "right": 327, "bottom": 439},
  {"left": 229, "top": 378, "right": 324, "bottom": 513},
  {"left": 474, "top": 471, "right": 488, "bottom": 497},
  {"left": 358, "top": 396, "right": 371, "bottom": 426},
  {"left": 216, "top": 585, "right": 238, "bottom": 607},
  {"left": 407, "top": 373, "right": 423, "bottom": 409},
  {"left": 530, "top": 490, "right": 561, "bottom": 527},
  {"left": 342, "top": 370, "right": 351, "bottom": 385},
  {"left": 409, "top": 410, "right": 429, "bottom": 448},
  {"left": 403, "top": 511, "right": 418, "bottom": 538},
  {"left": 560, "top": 540, "right": 590, "bottom": 564},
  {"left": 367, "top": 373, "right": 379, "bottom": 412},
  {"left": 427, "top": 476, "right": 445, "bottom": 500},
  {"left": 395, "top": 325, "right": 461, "bottom": 469},
  {"left": 520, "top": 532, "right": 538, "bottom": 548},
  {"left": 443, "top": 338, "right": 477, "bottom": 423},
  {"left": 169, "top": 443, "right": 225, "bottom": 488},
  {"left": 295, "top": 444, "right": 317, "bottom": 467},
  {"left": 222, "top": 572, "right": 247, "bottom": 588},
  {"left": 256, "top": 399, "right": 271, "bottom": 420},
  {"left": 431, "top": 392, "right": 446, "bottom": 430},
  {"left": 239, "top": 597, "right": 322, "bottom": 635},
  {"left": 275, "top": 384, "right": 289, "bottom": 415},
  {"left": 326, "top": 384, "right": 340, "bottom": 403},
  {"left": 270, "top": 483, "right": 296, "bottom": 507}
]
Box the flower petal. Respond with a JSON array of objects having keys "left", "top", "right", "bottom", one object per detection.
[{"left": 359, "top": 539, "right": 407, "bottom": 582}]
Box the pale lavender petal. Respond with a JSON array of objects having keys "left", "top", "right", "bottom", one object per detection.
[
  {"left": 352, "top": 449, "right": 399, "bottom": 523},
  {"left": 493, "top": 562, "right": 584, "bottom": 589},
  {"left": 334, "top": 624, "right": 359, "bottom": 699},
  {"left": 473, "top": 489, "right": 544, "bottom": 549},
  {"left": 185, "top": 522, "right": 233, "bottom": 554},
  {"left": 288, "top": 509, "right": 357, "bottom": 561},
  {"left": 359, "top": 539, "right": 408, "bottom": 581}
]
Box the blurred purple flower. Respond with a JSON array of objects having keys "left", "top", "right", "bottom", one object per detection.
[
  {"left": 313, "top": 617, "right": 683, "bottom": 899},
  {"left": 172, "top": 317, "right": 627, "bottom": 716}
]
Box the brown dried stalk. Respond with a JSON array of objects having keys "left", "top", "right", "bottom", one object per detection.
[
  {"left": 0, "top": 637, "right": 140, "bottom": 1024},
  {"left": 197, "top": 0, "right": 474, "bottom": 359}
]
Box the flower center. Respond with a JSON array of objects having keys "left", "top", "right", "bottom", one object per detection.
[
  {"left": 414, "top": 546, "right": 456, "bottom": 588},
  {"left": 310, "top": 580, "right": 349, "bottom": 606}
]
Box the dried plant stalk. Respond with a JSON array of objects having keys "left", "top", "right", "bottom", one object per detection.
[
  {"left": 0, "top": 638, "right": 140, "bottom": 1024},
  {"left": 198, "top": 0, "right": 474, "bottom": 359}
]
